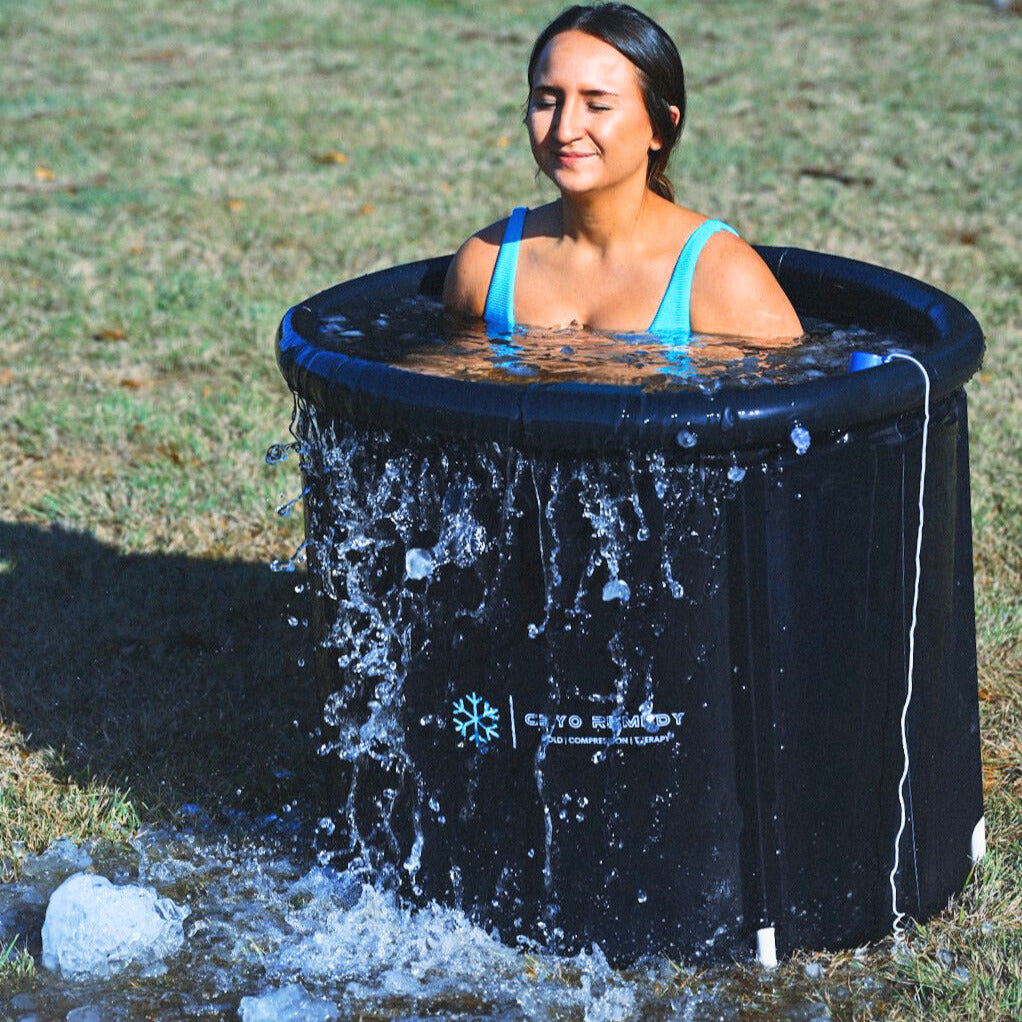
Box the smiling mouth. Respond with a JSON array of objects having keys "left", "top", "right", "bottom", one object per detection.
[{"left": 553, "top": 151, "right": 597, "bottom": 162}]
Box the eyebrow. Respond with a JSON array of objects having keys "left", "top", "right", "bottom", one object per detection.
[{"left": 532, "top": 85, "right": 620, "bottom": 97}]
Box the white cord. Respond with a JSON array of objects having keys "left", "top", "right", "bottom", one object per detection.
[{"left": 885, "top": 352, "right": 931, "bottom": 943}]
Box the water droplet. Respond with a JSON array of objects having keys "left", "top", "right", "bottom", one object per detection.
[
  {"left": 728, "top": 465, "right": 746, "bottom": 482},
  {"left": 790, "top": 424, "right": 811, "bottom": 455},
  {"left": 264, "top": 443, "right": 289, "bottom": 465},
  {"left": 602, "top": 579, "right": 631, "bottom": 603},
  {"left": 287, "top": 616, "right": 299, "bottom": 627},
  {"left": 317, "top": 816, "right": 335, "bottom": 835},
  {"left": 637, "top": 890, "right": 647, "bottom": 904},
  {"left": 405, "top": 547, "right": 434, "bottom": 580},
  {"left": 675, "top": 429, "right": 697, "bottom": 449}
]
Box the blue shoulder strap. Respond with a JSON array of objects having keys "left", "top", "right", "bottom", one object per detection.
[
  {"left": 483, "top": 207, "right": 528, "bottom": 338},
  {"left": 649, "top": 219, "right": 739, "bottom": 335}
]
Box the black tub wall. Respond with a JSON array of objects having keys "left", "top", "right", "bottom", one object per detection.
[
  {"left": 728, "top": 389, "right": 982, "bottom": 954},
  {"left": 299, "top": 394, "right": 982, "bottom": 963}
]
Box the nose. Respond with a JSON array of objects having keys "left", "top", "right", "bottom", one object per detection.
[{"left": 552, "top": 98, "right": 584, "bottom": 144}]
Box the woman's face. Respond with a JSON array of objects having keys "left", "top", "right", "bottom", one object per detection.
[{"left": 527, "top": 30, "right": 660, "bottom": 198}]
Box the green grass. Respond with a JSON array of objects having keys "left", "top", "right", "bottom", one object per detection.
[
  {"left": 0, "top": 934, "right": 35, "bottom": 989},
  {"left": 0, "top": 0, "right": 1019, "bottom": 1016},
  {"left": 0, "top": 726, "right": 140, "bottom": 878}
]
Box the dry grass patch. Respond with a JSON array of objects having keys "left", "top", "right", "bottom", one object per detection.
[{"left": 0, "top": 723, "right": 139, "bottom": 882}]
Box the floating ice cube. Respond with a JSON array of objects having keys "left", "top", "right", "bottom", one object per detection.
[
  {"left": 41, "top": 873, "right": 187, "bottom": 979},
  {"left": 790, "top": 425, "right": 811, "bottom": 455},
  {"left": 239, "top": 984, "right": 338, "bottom": 1022},
  {"left": 405, "top": 547, "right": 434, "bottom": 580},
  {"left": 601, "top": 579, "right": 630, "bottom": 603}
]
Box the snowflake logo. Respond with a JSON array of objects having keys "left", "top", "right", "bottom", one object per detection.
[{"left": 452, "top": 692, "right": 499, "bottom": 749}]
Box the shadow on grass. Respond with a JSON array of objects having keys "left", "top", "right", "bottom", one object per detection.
[{"left": 0, "top": 520, "right": 332, "bottom": 824}]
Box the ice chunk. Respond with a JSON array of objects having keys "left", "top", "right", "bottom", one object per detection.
[
  {"left": 41, "top": 873, "right": 187, "bottom": 979},
  {"left": 239, "top": 985, "right": 338, "bottom": 1022},
  {"left": 405, "top": 547, "right": 434, "bottom": 580}
]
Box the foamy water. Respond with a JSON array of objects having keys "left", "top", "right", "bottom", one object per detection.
[{"left": 1, "top": 827, "right": 892, "bottom": 1021}]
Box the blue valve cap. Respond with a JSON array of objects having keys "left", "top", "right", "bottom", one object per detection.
[{"left": 849, "top": 351, "right": 890, "bottom": 372}]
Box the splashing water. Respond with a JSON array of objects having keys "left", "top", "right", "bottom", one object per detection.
[
  {"left": 293, "top": 403, "right": 749, "bottom": 960},
  {"left": 1, "top": 828, "right": 895, "bottom": 1020},
  {"left": 405, "top": 547, "right": 435, "bottom": 580},
  {"left": 790, "top": 425, "right": 811, "bottom": 455},
  {"left": 277, "top": 487, "right": 311, "bottom": 518},
  {"left": 265, "top": 442, "right": 298, "bottom": 466},
  {"left": 270, "top": 539, "right": 308, "bottom": 573}
]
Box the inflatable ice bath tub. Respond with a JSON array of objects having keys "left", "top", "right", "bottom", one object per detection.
[{"left": 276, "top": 245, "right": 984, "bottom": 965}]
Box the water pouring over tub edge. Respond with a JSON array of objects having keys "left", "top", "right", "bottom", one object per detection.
[{"left": 275, "top": 245, "right": 984, "bottom": 966}]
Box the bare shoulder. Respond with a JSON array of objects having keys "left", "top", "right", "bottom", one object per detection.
[
  {"left": 690, "top": 230, "right": 803, "bottom": 342},
  {"left": 442, "top": 218, "right": 508, "bottom": 318}
]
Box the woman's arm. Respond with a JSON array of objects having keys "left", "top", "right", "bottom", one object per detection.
[
  {"left": 690, "top": 231, "right": 803, "bottom": 342},
  {"left": 442, "top": 222, "right": 505, "bottom": 319}
]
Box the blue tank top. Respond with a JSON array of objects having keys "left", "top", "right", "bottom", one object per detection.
[{"left": 482, "top": 207, "right": 739, "bottom": 338}]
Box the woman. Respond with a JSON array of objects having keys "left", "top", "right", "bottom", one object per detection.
[{"left": 444, "top": 3, "right": 802, "bottom": 343}]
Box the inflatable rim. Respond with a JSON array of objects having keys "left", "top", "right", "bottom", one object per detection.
[{"left": 276, "top": 246, "right": 984, "bottom": 454}]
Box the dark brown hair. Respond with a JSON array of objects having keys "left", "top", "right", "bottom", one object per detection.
[{"left": 527, "top": 3, "right": 686, "bottom": 201}]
